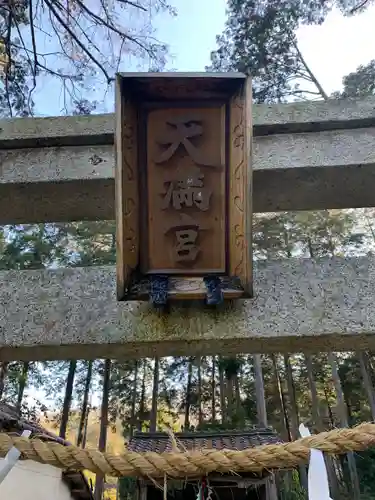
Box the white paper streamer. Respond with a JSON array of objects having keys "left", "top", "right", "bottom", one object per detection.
[
  {"left": 0, "top": 429, "right": 32, "bottom": 486},
  {"left": 299, "top": 423, "right": 332, "bottom": 500}
]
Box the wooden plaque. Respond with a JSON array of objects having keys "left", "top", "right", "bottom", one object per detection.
[{"left": 115, "top": 73, "right": 252, "bottom": 302}]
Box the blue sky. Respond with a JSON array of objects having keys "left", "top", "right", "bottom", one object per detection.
[
  {"left": 154, "top": 0, "right": 375, "bottom": 95},
  {"left": 32, "top": 0, "right": 375, "bottom": 117},
  {"left": 153, "top": 0, "right": 227, "bottom": 71}
]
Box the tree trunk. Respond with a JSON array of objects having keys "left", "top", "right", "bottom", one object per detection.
[
  {"left": 366, "top": 353, "right": 375, "bottom": 386},
  {"left": 272, "top": 355, "right": 293, "bottom": 494},
  {"left": 253, "top": 355, "right": 278, "bottom": 500},
  {"left": 357, "top": 351, "right": 375, "bottom": 420},
  {"left": 184, "top": 358, "right": 193, "bottom": 430},
  {"left": 77, "top": 360, "right": 93, "bottom": 447},
  {"left": 284, "top": 355, "right": 300, "bottom": 438},
  {"left": 16, "top": 362, "right": 29, "bottom": 412},
  {"left": 94, "top": 359, "right": 111, "bottom": 500},
  {"left": 218, "top": 358, "right": 226, "bottom": 424},
  {"left": 211, "top": 356, "right": 216, "bottom": 422},
  {"left": 234, "top": 371, "right": 241, "bottom": 416},
  {"left": 305, "top": 355, "right": 339, "bottom": 499},
  {"left": 305, "top": 355, "right": 322, "bottom": 429},
  {"left": 0, "top": 362, "right": 8, "bottom": 399},
  {"left": 129, "top": 360, "right": 138, "bottom": 439},
  {"left": 59, "top": 360, "right": 77, "bottom": 439},
  {"left": 253, "top": 354, "right": 267, "bottom": 427},
  {"left": 150, "top": 358, "right": 159, "bottom": 432},
  {"left": 323, "top": 386, "right": 335, "bottom": 427},
  {"left": 138, "top": 360, "right": 147, "bottom": 431},
  {"left": 197, "top": 357, "right": 203, "bottom": 427},
  {"left": 81, "top": 400, "right": 90, "bottom": 450},
  {"left": 328, "top": 353, "right": 360, "bottom": 500},
  {"left": 225, "top": 375, "right": 235, "bottom": 421},
  {"left": 284, "top": 355, "right": 308, "bottom": 491},
  {"left": 271, "top": 355, "right": 290, "bottom": 441},
  {"left": 293, "top": 41, "right": 329, "bottom": 99}
]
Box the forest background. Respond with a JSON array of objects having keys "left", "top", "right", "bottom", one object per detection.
[{"left": 2, "top": 0, "right": 375, "bottom": 499}]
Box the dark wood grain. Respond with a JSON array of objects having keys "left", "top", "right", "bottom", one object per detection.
[
  {"left": 144, "top": 106, "right": 226, "bottom": 274},
  {"left": 228, "top": 77, "right": 253, "bottom": 297},
  {"left": 115, "top": 76, "right": 139, "bottom": 300},
  {"left": 116, "top": 73, "right": 252, "bottom": 301}
]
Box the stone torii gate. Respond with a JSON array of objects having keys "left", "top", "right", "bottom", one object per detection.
[{"left": 0, "top": 72, "right": 375, "bottom": 362}]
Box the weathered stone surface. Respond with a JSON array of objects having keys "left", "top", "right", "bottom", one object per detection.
[
  {"left": 0, "top": 145, "right": 113, "bottom": 183},
  {"left": 1, "top": 127, "right": 375, "bottom": 223},
  {"left": 2, "top": 128, "right": 373, "bottom": 184},
  {"left": 253, "top": 128, "right": 375, "bottom": 171},
  {"left": 254, "top": 96, "right": 375, "bottom": 133},
  {"left": 0, "top": 257, "right": 374, "bottom": 361},
  {"left": 0, "top": 114, "right": 114, "bottom": 148},
  {"left": 1, "top": 96, "right": 374, "bottom": 147}
]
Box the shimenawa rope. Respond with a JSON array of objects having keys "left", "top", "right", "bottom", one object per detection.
[{"left": 0, "top": 422, "right": 374, "bottom": 478}]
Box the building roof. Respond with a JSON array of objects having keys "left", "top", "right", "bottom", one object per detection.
[
  {"left": 0, "top": 402, "right": 93, "bottom": 500},
  {"left": 127, "top": 427, "right": 283, "bottom": 454}
]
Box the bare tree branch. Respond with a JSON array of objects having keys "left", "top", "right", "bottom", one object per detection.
[
  {"left": 293, "top": 40, "right": 329, "bottom": 100},
  {"left": 350, "top": 0, "right": 371, "bottom": 14},
  {"left": 116, "top": 0, "right": 147, "bottom": 11},
  {"left": 53, "top": 0, "right": 103, "bottom": 56},
  {"left": 36, "top": 62, "right": 80, "bottom": 79},
  {"left": 9, "top": 44, "right": 65, "bottom": 60},
  {"left": 292, "top": 89, "right": 325, "bottom": 96},
  {"left": 5, "top": 9, "right": 13, "bottom": 116},
  {"left": 43, "top": 0, "right": 113, "bottom": 83},
  {"left": 29, "top": 0, "right": 38, "bottom": 73},
  {"left": 0, "top": 0, "right": 171, "bottom": 115},
  {"left": 8, "top": 3, "right": 37, "bottom": 113},
  {"left": 72, "top": 0, "right": 157, "bottom": 58}
]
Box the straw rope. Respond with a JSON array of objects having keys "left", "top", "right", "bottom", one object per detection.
[{"left": 1, "top": 423, "right": 375, "bottom": 478}]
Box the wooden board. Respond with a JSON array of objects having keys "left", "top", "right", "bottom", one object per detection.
[
  {"left": 115, "top": 73, "right": 253, "bottom": 301},
  {"left": 228, "top": 77, "right": 253, "bottom": 296},
  {"left": 115, "top": 75, "right": 139, "bottom": 300},
  {"left": 143, "top": 106, "right": 226, "bottom": 274}
]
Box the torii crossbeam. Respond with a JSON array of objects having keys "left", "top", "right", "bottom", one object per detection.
[{"left": 0, "top": 73, "right": 375, "bottom": 361}]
